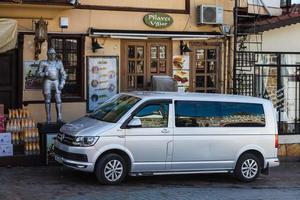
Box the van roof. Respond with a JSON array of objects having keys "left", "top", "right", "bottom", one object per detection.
[{"left": 123, "top": 91, "right": 271, "bottom": 104}]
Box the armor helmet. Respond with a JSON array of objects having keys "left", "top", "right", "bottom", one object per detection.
[{"left": 47, "top": 48, "right": 56, "bottom": 55}]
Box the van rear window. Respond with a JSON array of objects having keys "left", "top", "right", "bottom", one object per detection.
[{"left": 175, "top": 101, "right": 265, "bottom": 128}]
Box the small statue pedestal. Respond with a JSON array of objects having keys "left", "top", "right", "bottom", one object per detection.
[{"left": 38, "top": 122, "right": 65, "bottom": 165}]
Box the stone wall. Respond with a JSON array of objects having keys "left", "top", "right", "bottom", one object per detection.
[{"left": 278, "top": 144, "right": 300, "bottom": 157}]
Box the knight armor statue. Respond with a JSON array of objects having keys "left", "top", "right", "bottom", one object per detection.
[{"left": 38, "top": 48, "right": 67, "bottom": 123}]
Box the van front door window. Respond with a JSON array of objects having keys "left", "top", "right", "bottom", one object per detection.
[{"left": 134, "top": 103, "right": 169, "bottom": 128}]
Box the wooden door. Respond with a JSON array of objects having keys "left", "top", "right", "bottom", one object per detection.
[
  {"left": 0, "top": 49, "right": 19, "bottom": 113},
  {"left": 121, "top": 40, "right": 172, "bottom": 91},
  {"left": 122, "top": 41, "right": 147, "bottom": 91},
  {"left": 190, "top": 45, "right": 220, "bottom": 93}
]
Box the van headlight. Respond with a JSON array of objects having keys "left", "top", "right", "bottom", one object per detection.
[{"left": 72, "top": 136, "right": 99, "bottom": 147}]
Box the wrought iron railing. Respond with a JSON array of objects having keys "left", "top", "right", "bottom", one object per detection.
[{"left": 235, "top": 51, "right": 300, "bottom": 135}]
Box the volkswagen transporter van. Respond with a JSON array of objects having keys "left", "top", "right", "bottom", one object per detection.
[{"left": 54, "top": 92, "right": 279, "bottom": 185}]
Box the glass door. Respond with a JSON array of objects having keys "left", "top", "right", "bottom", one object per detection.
[{"left": 147, "top": 42, "right": 171, "bottom": 82}]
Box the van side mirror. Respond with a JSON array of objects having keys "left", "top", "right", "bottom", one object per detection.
[{"left": 127, "top": 117, "right": 142, "bottom": 128}]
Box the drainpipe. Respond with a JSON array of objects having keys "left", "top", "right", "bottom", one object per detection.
[{"left": 233, "top": 0, "right": 238, "bottom": 94}]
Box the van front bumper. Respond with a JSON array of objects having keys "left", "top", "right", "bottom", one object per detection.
[{"left": 54, "top": 140, "right": 95, "bottom": 172}]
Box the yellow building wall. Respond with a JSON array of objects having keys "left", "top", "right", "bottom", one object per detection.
[
  {"left": 4, "top": 0, "right": 234, "bottom": 123},
  {"left": 22, "top": 36, "right": 122, "bottom": 122},
  {"left": 81, "top": 0, "right": 186, "bottom": 9},
  {"left": 13, "top": 0, "right": 233, "bottom": 33}
]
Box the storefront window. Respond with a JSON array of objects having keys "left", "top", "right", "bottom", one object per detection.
[
  {"left": 48, "top": 35, "right": 84, "bottom": 100},
  {"left": 192, "top": 47, "right": 219, "bottom": 93}
]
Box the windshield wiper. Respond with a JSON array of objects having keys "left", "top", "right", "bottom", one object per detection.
[{"left": 87, "top": 114, "right": 101, "bottom": 120}]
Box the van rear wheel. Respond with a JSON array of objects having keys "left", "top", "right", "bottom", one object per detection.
[
  {"left": 95, "top": 153, "right": 127, "bottom": 185},
  {"left": 234, "top": 153, "right": 261, "bottom": 182}
]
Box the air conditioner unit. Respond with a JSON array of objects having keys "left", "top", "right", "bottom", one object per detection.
[{"left": 197, "top": 5, "right": 224, "bottom": 25}]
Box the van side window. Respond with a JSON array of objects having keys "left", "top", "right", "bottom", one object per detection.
[
  {"left": 175, "top": 101, "right": 221, "bottom": 127},
  {"left": 134, "top": 103, "right": 169, "bottom": 128},
  {"left": 221, "top": 102, "right": 265, "bottom": 127},
  {"left": 175, "top": 101, "right": 265, "bottom": 127}
]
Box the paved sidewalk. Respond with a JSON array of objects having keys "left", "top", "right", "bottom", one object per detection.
[{"left": 0, "top": 162, "right": 299, "bottom": 200}]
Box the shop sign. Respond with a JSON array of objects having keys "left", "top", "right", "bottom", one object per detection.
[{"left": 143, "top": 13, "right": 173, "bottom": 29}]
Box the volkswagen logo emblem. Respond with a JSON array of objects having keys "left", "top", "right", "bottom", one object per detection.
[
  {"left": 58, "top": 133, "right": 64, "bottom": 142},
  {"left": 60, "top": 134, "right": 64, "bottom": 142}
]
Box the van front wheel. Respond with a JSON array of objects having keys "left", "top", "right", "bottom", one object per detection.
[
  {"left": 95, "top": 153, "right": 127, "bottom": 185},
  {"left": 234, "top": 153, "right": 261, "bottom": 182}
]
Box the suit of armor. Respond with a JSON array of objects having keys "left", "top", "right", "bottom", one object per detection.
[{"left": 38, "top": 48, "right": 67, "bottom": 123}]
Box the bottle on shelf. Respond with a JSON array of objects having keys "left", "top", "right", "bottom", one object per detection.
[
  {"left": 25, "top": 143, "right": 28, "bottom": 155},
  {"left": 32, "top": 143, "right": 35, "bottom": 155},
  {"left": 15, "top": 132, "right": 19, "bottom": 145},
  {"left": 17, "top": 120, "right": 21, "bottom": 132},
  {"left": 19, "top": 131, "right": 23, "bottom": 143},
  {"left": 36, "top": 142, "right": 40, "bottom": 155},
  {"left": 35, "top": 129, "right": 39, "bottom": 142},
  {"left": 11, "top": 132, "right": 15, "bottom": 145},
  {"left": 28, "top": 130, "right": 32, "bottom": 142},
  {"left": 5, "top": 121, "right": 10, "bottom": 132},
  {"left": 28, "top": 143, "right": 33, "bottom": 155}
]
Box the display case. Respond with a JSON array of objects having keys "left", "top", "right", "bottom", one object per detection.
[{"left": 0, "top": 108, "right": 42, "bottom": 166}]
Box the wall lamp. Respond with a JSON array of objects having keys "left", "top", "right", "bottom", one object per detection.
[
  {"left": 92, "top": 38, "right": 104, "bottom": 52},
  {"left": 34, "top": 17, "right": 48, "bottom": 60},
  {"left": 219, "top": 24, "right": 232, "bottom": 36},
  {"left": 180, "top": 40, "right": 192, "bottom": 55}
]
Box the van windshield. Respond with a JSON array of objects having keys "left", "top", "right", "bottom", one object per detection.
[{"left": 88, "top": 94, "right": 141, "bottom": 123}]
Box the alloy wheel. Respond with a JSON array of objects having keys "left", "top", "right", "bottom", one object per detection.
[
  {"left": 241, "top": 159, "right": 258, "bottom": 179},
  {"left": 104, "top": 159, "right": 124, "bottom": 182}
]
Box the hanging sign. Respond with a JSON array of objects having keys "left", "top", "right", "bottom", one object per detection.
[{"left": 143, "top": 13, "right": 173, "bottom": 29}]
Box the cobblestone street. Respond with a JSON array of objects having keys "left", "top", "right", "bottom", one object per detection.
[{"left": 0, "top": 161, "right": 299, "bottom": 200}]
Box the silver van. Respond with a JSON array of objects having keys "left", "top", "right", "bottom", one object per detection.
[{"left": 54, "top": 92, "right": 279, "bottom": 185}]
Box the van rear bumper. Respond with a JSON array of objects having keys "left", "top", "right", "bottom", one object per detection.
[{"left": 265, "top": 158, "right": 280, "bottom": 168}]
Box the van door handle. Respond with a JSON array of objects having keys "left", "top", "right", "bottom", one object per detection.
[{"left": 161, "top": 129, "right": 170, "bottom": 134}]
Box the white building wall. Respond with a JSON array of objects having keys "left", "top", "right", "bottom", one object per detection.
[
  {"left": 262, "top": 23, "right": 300, "bottom": 52},
  {"left": 260, "top": 23, "right": 300, "bottom": 145},
  {"left": 248, "top": 0, "right": 281, "bottom": 8}
]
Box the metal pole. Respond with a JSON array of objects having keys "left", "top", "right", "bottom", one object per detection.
[
  {"left": 233, "top": 0, "right": 238, "bottom": 94},
  {"left": 277, "top": 53, "right": 282, "bottom": 134}
]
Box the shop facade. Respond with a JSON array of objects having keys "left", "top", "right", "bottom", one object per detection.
[{"left": 0, "top": 0, "right": 234, "bottom": 123}]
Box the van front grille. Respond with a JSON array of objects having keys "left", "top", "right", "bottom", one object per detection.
[{"left": 57, "top": 132, "right": 75, "bottom": 146}]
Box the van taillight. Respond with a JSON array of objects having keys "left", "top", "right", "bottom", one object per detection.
[{"left": 275, "top": 134, "right": 279, "bottom": 148}]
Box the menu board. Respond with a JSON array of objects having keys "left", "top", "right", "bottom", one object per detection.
[
  {"left": 87, "top": 56, "right": 119, "bottom": 112},
  {"left": 172, "top": 55, "right": 190, "bottom": 92}
]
